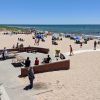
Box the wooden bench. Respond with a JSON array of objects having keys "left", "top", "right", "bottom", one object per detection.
[
  {"left": 20, "top": 60, "right": 70, "bottom": 77},
  {"left": 0, "top": 47, "right": 49, "bottom": 54}
]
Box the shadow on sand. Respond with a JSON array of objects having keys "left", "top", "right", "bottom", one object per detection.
[
  {"left": 11, "top": 62, "right": 24, "bottom": 67},
  {"left": 24, "top": 82, "right": 49, "bottom": 91}
]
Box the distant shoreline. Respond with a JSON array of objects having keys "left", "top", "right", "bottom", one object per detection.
[{"left": 0, "top": 24, "right": 100, "bottom": 36}]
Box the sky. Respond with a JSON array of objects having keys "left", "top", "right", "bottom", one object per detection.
[{"left": 0, "top": 0, "right": 100, "bottom": 24}]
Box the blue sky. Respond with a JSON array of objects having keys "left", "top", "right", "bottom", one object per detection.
[{"left": 0, "top": 0, "right": 100, "bottom": 24}]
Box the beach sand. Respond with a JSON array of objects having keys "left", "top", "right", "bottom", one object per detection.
[
  {"left": 0, "top": 33, "right": 100, "bottom": 100},
  {"left": 34, "top": 52, "right": 100, "bottom": 100},
  {"left": 0, "top": 34, "right": 100, "bottom": 54}
]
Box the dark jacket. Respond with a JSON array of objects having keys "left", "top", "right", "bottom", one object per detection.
[
  {"left": 28, "top": 68, "right": 35, "bottom": 79},
  {"left": 25, "top": 60, "right": 31, "bottom": 67}
]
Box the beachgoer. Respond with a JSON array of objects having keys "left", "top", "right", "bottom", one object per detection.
[
  {"left": 69, "top": 45, "right": 73, "bottom": 56},
  {"left": 25, "top": 57, "right": 31, "bottom": 67},
  {"left": 4, "top": 47, "right": 8, "bottom": 59},
  {"left": 80, "top": 42, "right": 82, "bottom": 48},
  {"left": 19, "top": 38, "right": 21, "bottom": 41},
  {"left": 37, "top": 39, "right": 40, "bottom": 45},
  {"left": 2, "top": 47, "right": 8, "bottom": 60},
  {"left": 42, "top": 55, "right": 52, "bottom": 63},
  {"left": 94, "top": 41, "right": 97, "bottom": 50},
  {"left": 28, "top": 67, "right": 35, "bottom": 89},
  {"left": 98, "top": 41, "right": 100, "bottom": 45},
  {"left": 12, "top": 45, "right": 15, "bottom": 49},
  {"left": 2, "top": 48, "right": 4, "bottom": 60},
  {"left": 16, "top": 43, "right": 19, "bottom": 48},
  {"left": 20, "top": 43, "right": 24, "bottom": 48},
  {"left": 34, "top": 38, "right": 37, "bottom": 45},
  {"left": 34, "top": 57, "right": 39, "bottom": 65}
]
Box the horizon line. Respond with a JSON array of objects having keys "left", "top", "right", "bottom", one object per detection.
[{"left": 0, "top": 24, "right": 100, "bottom": 26}]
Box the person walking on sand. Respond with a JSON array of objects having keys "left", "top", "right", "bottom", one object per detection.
[
  {"left": 28, "top": 67, "right": 35, "bottom": 89},
  {"left": 94, "top": 41, "right": 97, "bottom": 50},
  {"left": 69, "top": 45, "right": 73, "bottom": 56}
]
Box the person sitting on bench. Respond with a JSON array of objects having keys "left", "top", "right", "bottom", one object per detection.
[
  {"left": 34, "top": 57, "right": 39, "bottom": 65},
  {"left": 42, "top": 55, "right": 52, "bottom": 63},
  {"left": 25, "top": 57, "right": 31, "bottom": 67}
]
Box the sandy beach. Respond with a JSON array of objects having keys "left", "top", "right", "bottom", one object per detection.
[
  {"left": 0, "top": 33, "right": 100, "bottom": 54},
  {"left": 34, "top": 52, "right": 100, "bottom": 100},
  {"left": 0, "top": 0, "right": 100, "bottom": 99},
  {"left": 0, "top": 33, "right": 100, "bottom": 100}
]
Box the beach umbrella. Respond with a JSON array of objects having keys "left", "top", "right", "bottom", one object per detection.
[
  {"left": 36, "top": 34, "right": 41, "bottom": 38},
  {"left": 70, "top": 34, "right": 76, "bottom": 39},
  {"left": 75, "top": 36, "right": 81, "bottom": 40},
  {"left": 36, "top": 34, "right": 44, "bottom": 39},
  {"left": 75, "top": 38, "right": 80, "bottom": 41},
  {"left": 41, "top": 34, "right": 44, "bottom": 39}
]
